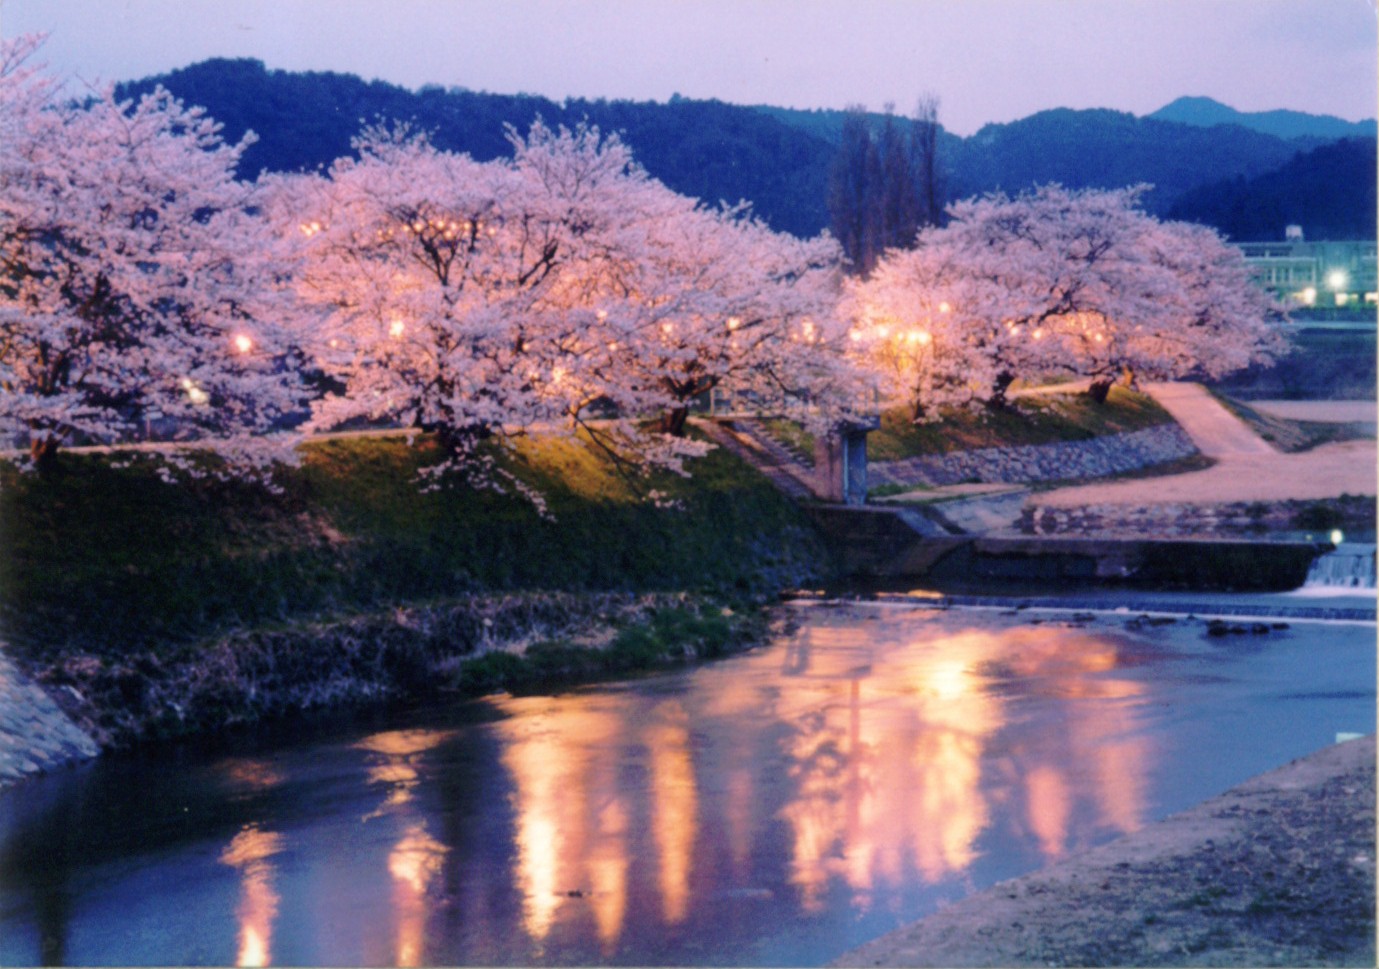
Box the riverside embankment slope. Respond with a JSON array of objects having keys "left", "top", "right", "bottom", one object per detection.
[{"left": 0, "top": 433, "right": 830, "bottom": 788}]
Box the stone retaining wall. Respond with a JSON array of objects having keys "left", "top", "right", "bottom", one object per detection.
[
  {"left": 870, "top": 424, "right": 1196, "bottom": 488},
  {"left": 0, "top": 650, "right": 98, "bottom": 789}
]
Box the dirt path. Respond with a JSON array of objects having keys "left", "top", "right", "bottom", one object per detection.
[
  {"left": 1141, "top": 382, "right": 1276, "bottom": 457},
  {"left": 1032, "top": 439, "right": 1376, "bottom": 506},
  {"left": 833, "top": 735, "right": 1376, "bottom": 967},
  {"left": 1031, "top": 383, "right": 1376, "bottom": 507}
]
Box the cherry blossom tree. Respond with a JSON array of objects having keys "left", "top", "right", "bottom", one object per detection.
[
  {"left": 0, "top": 35, "right": 307, "bottom": 474},
  {"left": 272, "top": 120, "right": 697, "bottom": 493},
  {"left": 1093, "top": 218, "right": 1286, "bottom": 392},
  {"left": 277, "top": 119, "right": 868, "bottom": 496},
  {"left": 849, "top": 183, "right": 1285, "bottom": 416},
  {"left": 589, "top": 201, "right": 862, "bottom": 440}
]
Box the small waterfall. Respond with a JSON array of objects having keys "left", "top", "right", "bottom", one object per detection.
[{"left": 1303, "top": 543, "right": 1377, "bottom": 591}]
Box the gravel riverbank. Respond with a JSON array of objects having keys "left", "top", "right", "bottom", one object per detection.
[{"left": 834, "top": 734, "right": 1376, "bottom": 968}]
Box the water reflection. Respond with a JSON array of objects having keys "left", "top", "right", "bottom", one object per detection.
[
  {"left": 646, "top": 700, "right": 698, "bottom": 926},
  {"left": 488, "top": 610, "right": 1162, "bottom": 944},
  {"left": 356, "top": 728, "right": 454, "bottom": 965},
  {"left": 13, "top": 604, "right": 1361, "bottom": 966},
  {"left": 772, "top": 619, "right": 1154, "bottom": 908},
  {"left": 220, "top": 826, "right": 284, "bottom": 967},
  {"left": 219, "top": 758, "right": 286, "bottom": 795},
  {"left": 499, "top": 705, "right": 631, "bottom": 951},
  {"left": 388, "top": 825, "right": 447, "bottom": 967}
]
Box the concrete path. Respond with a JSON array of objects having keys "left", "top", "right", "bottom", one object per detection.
[{"left": 1141, "top": 382, "right": 1276, "bottom": 458}]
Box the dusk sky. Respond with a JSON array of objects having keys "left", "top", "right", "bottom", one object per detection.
[{"left": 3, "top": 0, "right": 1376, "bottom": 136}]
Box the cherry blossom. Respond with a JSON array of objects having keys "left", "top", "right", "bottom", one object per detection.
[{"left": 0, "top": 35, "right": 307, "bottom": 475}]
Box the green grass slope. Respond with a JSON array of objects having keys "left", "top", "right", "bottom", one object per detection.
[
  {"left": 0, "top": 432, "right": 827, "bottom": 658},
  {"left": 866, "top": 386, "right": 1174, "bottom": 461}
]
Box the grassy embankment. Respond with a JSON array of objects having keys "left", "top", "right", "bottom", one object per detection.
[
  {"left": 0, "top": 431, "right": 828, "bottom": 746},
  {"left": 865, "top": 384, "right": 1174, "bottom": 460}
]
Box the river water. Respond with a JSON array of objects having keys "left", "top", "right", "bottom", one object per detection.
[{"left": 0, "top": 600, "right": 1374, "bottom": 966}]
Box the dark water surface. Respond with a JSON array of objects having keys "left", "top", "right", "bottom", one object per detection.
[{"left": 1, "top": 603, "right": 1374, "bottom": 966}]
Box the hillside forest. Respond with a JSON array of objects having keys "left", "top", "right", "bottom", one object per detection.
[{"left": 115, "top": 58, "right": 1378, "bottom": 243}]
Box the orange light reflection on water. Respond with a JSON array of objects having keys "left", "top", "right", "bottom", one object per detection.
[
  {"left": 355, "top": 728, "right": 455, "bottom": 966},
  {"left": 485, "top": 611, "right": 1160, "bottom": 946},
  {"left": 220, "top": 825, "right": 284, "bottom": 967},
  {"left": 499, "top": 706, "right": 633, "bottom": 950},
  {"left": 646, "top": 700, "right": 699, "bottom": 926},
  {"left": 388, "top": 824, "right": 448, "bottom": 967},
  {"left": 775, "top": 618, "right": 1157, "bottom": 904}
]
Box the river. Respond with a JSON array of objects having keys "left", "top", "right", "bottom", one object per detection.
[{"left": 0, "top": 598, "right": 1374, "bottom": 966}]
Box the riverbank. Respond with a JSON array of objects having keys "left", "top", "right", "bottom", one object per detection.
[
  {"left": 0, "top": 431, "right": 829, "bottom": 787},
  {"left": 11, "top": 590, "right": 775, "bottom": 759},
  {"left": 833, "top": 733, "right": 1376, "bottom": 967}
]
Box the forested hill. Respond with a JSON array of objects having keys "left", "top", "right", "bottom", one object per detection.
[
  {"left": 114, "top": 59, "right": 835, "bottom": 238},
  {"left": 1167, "top": 138, "right": 1378, "bottom": 241},
  {"left": 116, "top": 58, "right": 1376, "bottom": 240},
  {"left": 1148, "top": 96, "right": 1377, "bottom": 141}
]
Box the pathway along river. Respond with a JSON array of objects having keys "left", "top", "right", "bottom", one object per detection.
[{"left": 0, "top": 596, "right": 1374, "bottom": 966}]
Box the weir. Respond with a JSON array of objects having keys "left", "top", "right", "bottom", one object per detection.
[
  {"left": 805, "top": 505, "right": 1331, "bottom": 592},
  {"left": 1302, "top": 543, "right": 1377, "bottom": 591}
]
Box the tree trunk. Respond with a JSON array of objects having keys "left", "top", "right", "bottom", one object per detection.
[
  {"left": 1087, "top": 378, "right": 1114, "bottom": 404},
  {"left": 30, "top": 436, "right": 60, "bottom": 475},
  {"left": 429, "top": 421, "right": 492, "bottom": 457},
  {"left": 659, "top": 406, "right": 690, "bottom": 437},
  {"left": 910, "top": 397, "right": 928, "bottom": 423},
  {"left": 986, "top": 372, "right": 1016, "bottom": 410}
]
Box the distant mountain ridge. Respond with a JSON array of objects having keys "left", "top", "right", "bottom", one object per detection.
[
  {"left": 113, "top": 60, "right": 1376, "bottom": 241},
  {"left": 1148, "top": 96, "right": 1376, "bottom": 141}
]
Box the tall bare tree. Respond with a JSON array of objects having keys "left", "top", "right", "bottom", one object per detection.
[
  {"left": 828, "top": 99, "right": 946, "bottom": 277},
  {"left": 827, "top": 106, "right": 882, "bottom": 276},
  {"left": 912, "top": 94, "right": 944, "bottom": 229}
]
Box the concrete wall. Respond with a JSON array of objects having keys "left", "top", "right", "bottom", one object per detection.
[{"left": 806, "top": 505, "right": 1327, "bottom": 591}]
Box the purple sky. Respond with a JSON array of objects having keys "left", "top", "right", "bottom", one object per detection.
[{"left": 4, "top": 0, "right": 1376, "bottom": 136}]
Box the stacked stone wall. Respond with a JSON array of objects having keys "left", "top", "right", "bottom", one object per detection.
[
  {"left": 1021, "top": 495, "right": 1377, "bottom": 538},
  {"left": 0, "top": 650, "right": 98, "bottom": 789},
  {"left": 870, "top": 424, "right": 1196, "bottom": 489}
]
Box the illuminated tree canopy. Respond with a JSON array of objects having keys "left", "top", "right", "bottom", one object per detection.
[
  {"left": 849, "top": 184, "right": 1285, "bottom": 417},
  {"left": 0, "top": 35, "right": 307, "bottom": 474}
]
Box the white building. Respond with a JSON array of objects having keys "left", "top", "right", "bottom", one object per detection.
[{"left": 1236, "top": 227, "right": 1378, "bottom": 309}]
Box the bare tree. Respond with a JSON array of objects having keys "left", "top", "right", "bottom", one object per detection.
[
  {"left": 911, "top": 94, "right": 944, "bottom": 229},
  {"left": 827, "top": 106, "right": 882, "bottom": 276},
  {"left": 829, "top": 98, "right": 945, "bottom": 277}
]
